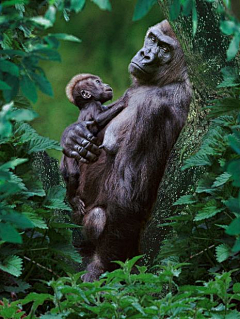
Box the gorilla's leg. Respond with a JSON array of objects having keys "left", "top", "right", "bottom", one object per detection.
[
  {"left": 82, "top": 216, "right": 142, "bottom": 282},
  {"left": 83, "top": 207, "right": 107, "bottom": 243}
]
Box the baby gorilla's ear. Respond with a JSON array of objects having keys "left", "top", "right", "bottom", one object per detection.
[{"left": 81, "top": 90, "right": 92, "bottom": 99}]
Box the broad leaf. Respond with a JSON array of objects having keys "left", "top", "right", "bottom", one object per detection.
[
  {"left": 0, "top": 60, "right": 19, "bottom": 76},
  {"left": 20, "top": 75, "right": 38, "bottom": 103},
  {"left": 227, "top": 34, "right": 240, "bottom": 61},
  {"left": 133, "top": 0, "right": 157, "bottom": 21},
  {"left": 0, "top": 255, "right": 23, "bottom": 277},
  {"left": 92, "top": 0, "right": 112, "bottom": 11},
  {"left": 50, "top": 33, "right": 81, "bottom": 43},
  {"left": 212, "top": 172, "right": 231, "bottom": 187},
  {"left": 216, "top": 244, "right": 231, "bottom": 263},
  {"left": 226, "top": 217, "right": 240, "bottom": 235},
  {"left": 173, "top": 194, "right": 196, "bottom": 205}
]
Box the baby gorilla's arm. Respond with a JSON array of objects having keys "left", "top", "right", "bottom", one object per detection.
[{"left": 94, "top": 102, "right": 125, "bottom": 130}]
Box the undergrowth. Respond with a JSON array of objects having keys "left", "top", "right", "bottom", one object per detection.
[{"left": 0, "top": 0, "right": 240, "bottom": 318}]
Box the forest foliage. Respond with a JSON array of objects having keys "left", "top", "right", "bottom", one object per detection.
[{"left": 0, "top": 0, "right": 240, "bottom": 318}]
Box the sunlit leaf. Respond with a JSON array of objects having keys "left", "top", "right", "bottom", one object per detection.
[
  {"left": 227, "top": 34, "right": 240, "bottom": 61},
  {"left": 70, "top": 0, "right": 86, "bottom": 12},
  {"left": 216, "top": 244, "right": 231, "bottom": 263},
  {"left": 212, "top": 172, "right": 231, "bottom": 187},
  {"left": 220, "top": 20, "right": 236, "bottom": 35},
  {"left": 30, "top": 16, "right": 53, "bottom": 28},
  {"left": 50, "top": 33, "right": 81, "bottom": 43},
  {"left": 192, "top": 1, "right": 197, "bottom": 36},
  {"left": 173, "top": 194, "right": 196, "bottom": 205},
  {"left": 0, "top": 255, "right": 23, "bottom": 277},
  {"left": 92, "top": 0, "right": 112, "bottom": 11}
]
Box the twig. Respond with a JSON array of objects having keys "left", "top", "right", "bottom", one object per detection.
[{"left": 23, "top": 256, "right": 60, "bottom": 278}]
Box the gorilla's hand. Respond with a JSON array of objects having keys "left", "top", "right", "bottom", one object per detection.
[{"left": 61, "top": 121, "right": 101, "bottom": 163}]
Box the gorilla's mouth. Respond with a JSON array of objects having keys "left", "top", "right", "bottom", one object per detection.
[{"left": 130, "top": 62, "right": 149, "bottom": 74}]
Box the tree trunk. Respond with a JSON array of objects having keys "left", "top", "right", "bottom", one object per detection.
[{"left": 141, "top": 0, "right": 231, "bottom": 266}]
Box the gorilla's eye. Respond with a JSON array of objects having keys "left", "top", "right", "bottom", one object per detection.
[
  {"left": 150, "top": 35, "right": 157, "bottom": 43},
  {"left": 161, "top": 45, "right": 170, "bottom": 53},
  {"left": 96, "top": 79, "right": 101, "bottom": 84}
]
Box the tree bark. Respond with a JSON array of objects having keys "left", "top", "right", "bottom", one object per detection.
[{"left": 141, "top": 0, "right": 231, "bottom": 266}]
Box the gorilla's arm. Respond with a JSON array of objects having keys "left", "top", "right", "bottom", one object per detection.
[
  {"left": 61, "top": 121, "right": 101, "bottom": 163},
  {"left": 61, "top": 96, "right": 126, "bottom": 163}
]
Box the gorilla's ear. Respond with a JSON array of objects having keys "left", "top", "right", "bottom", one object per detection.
[{"left": 81, "top": 90, "right": 92, "bottom": 99}]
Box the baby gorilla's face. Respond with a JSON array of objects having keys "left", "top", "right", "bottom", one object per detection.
[{"left": 92, "top": 77, "right": 113, "bottom": 103}]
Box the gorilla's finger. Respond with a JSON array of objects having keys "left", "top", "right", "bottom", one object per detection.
[
  {"left": 63, "top": 148, "right": 81, "bottom": 160},
  {"left": 86, "top": 142, "right": 101, "bottom": 155},
  {"left": 84, "top": 150, "right": 98, "bottom": 162},
  {"left": 73, "top": 137, "right": 101, "bottom": 156}
]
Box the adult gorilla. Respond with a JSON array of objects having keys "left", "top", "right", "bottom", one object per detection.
[{"left": 61, "top": 20, "right": 192, "bottom": 282}]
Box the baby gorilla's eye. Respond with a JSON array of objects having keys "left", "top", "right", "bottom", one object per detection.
[{"left": 96, "top": 79, "right": 101, "bottom": 84}]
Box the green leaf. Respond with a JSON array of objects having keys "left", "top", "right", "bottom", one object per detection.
[
  {"left": 192, "top": 1, "right": 197, "bottom": 36},
  {"left": 226, "top": 310, "right": 240, "bottom": 319},
  {"left": 1, "top": 0, "right": 27, "bottom": 6},
  {"left": 218, "top": 67, "right": 240, "bottom": 88},
  {"left": 49, "top": 33, "right": 81, "bottom": 43},
  {"left": 30, "top": 16, "right": 53, "bottom": 28},
  {"left": 0, "top": 80, "right": 11, "bottom": 90},
  {"left": 225, "top": 197, "right": 240, "bottom": 213},
  {"left": 32, "top": 48, "right": 61, "bottom": 62},
  {"left": 227, "top": 159, "right": 240, "bottom": 187},
  {"left": 227, "top": 34, "right": 240, "bottom": 61},
  {"left": 170, "top": 0, "right": 181, "bottom": 21},
  {"left": 216, "top": 244, "right": 231, "bottom": 263},
  {"left": 228, "top": 132, "right": 240, "bottom": 154},
  {"left": 0, "top": 255, "right": 23, "bottom": 277},
  {"left": 232, "top": 237, "right": 240, "bottom": 252},
  {"left": 182, "top": 0, "right": 193, "bottom": 16},
  {"left": 133, "top": 0, "right": 157, "bottom": 21},
  {"left": 182, "top": 152, "right": 211, "bottom": 170},
  {"left": 220, "top": 20, "right": 236, "bottom": 35},
  {"left": 51, "top": 244, "right": 81, "bottom": 263},
  {"left": 23, "top": 212, "right": 48, "bottom": 229},
  {"left": 70, "top": 0, "right": 86, "bottom": 12},
  {"left": 212, "top": 172, "right": 231, "bottom": 187},
  {"left": 31, "top": 73, "right": 53, "bottom": 97},
  {"left": 10, "top": 109, "right": 38, "bottom": 121},
  {"left": 207, "top": 98, "right": 240, "bottom": 118},
  {"left": 20, "top": 75, "right": 38, "bottom": 103},
  {"left": 3, "top": 74, "right": 19, "bottom": 102},
  {"left": 226, "top": 217, "right": 240, "bottom": 235},
  {"left": 194, "top": 200, "right": 223, "bottom": 221},
  {"left": 44, "top": 185, "right": 71, "bottom": 211},
  {"left": 92, "top": 0, "right": 112, "bottom": 11},
  {"left": 0, "top": 60, "right": 19, "bottom": 76},
  {"left": 0, "top": 223, "right": 22, "bottom": 243},
  {"left": 0, "top": 210, "right": 34, "bottom": 229},
  {"left": 233, "top": 282, "right": 240, "bottom": 293},
  {"left": 173, "top": 194, "right": 196, "bottom": 205},
  {"left": 15, "top": 123, "right": 62, "bottom": 153},
  {"left": 0, "top": 158, "right": 27, "bottom": 170},
  {"left": 45, "top": 5, "right": 56, "bottom": 24}
]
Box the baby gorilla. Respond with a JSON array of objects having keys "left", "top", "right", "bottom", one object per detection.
[{"left": 61, "top": 74, "right": 123, "bottom": 220}]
